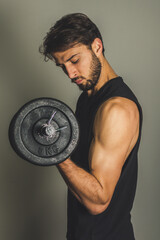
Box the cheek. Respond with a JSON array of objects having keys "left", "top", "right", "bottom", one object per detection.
[{"left": 79, "top": 57, "right": 92, "bottom": 75}]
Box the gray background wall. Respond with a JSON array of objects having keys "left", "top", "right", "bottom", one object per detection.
[{"left": 0, "top": 0, "right": 159, "bottom": 239}]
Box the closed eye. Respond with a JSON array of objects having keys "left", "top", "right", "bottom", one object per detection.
[{"left": 71, "top": 59, "right": 79, "bottom": 64}]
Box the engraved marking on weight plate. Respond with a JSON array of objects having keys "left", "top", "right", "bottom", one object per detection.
[{"left": 38, "top": 145, "right": 59, "bottom": 156}]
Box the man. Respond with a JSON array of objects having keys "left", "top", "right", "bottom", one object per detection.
[{"left": 40, "top": 13, "right": 143, "bottom": 240}]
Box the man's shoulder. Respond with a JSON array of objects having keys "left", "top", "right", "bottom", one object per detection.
[
  {"left": 96, "top": 96, "right": 140, "bottom": 126},
  {"left": 101, "top": 96, "right": 139, "bottom": 112}
]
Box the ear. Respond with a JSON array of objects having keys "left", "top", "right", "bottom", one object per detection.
[{"left": 91, "top": 38, "right": 103, "bottom": 56}]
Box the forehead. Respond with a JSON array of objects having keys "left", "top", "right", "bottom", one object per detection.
[{"left": 52, "top": 44, "right": 90, "bottom": 63}]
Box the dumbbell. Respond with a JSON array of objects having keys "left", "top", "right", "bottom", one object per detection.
[{"left": 9, "top": 98, "right": 79, "bottom": 166}]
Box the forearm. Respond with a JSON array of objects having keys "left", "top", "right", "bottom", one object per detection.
[
  {"left": 57, "top": 158, "right": 109, "bottom": 214},
  {"left": 57, "top": 164, "right": 82, "bottom": 202}
]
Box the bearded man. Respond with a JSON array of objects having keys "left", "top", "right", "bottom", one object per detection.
[{"left": 40, "top": 13, "right": 143, "bottom": 240}]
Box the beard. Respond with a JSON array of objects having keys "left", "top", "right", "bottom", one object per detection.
[{"left": 73, "top": 51, "right": 102, "bottom": 91}]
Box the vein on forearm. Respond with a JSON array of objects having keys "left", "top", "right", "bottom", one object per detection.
[{"left": 57, "top": 159, "right": 104, "bottom": 206}]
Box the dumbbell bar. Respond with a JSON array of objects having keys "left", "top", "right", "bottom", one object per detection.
[{"left": 9, "top": 98, "right": 79, "bottom": 166}]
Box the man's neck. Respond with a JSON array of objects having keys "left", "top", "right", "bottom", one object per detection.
[{"left": 87, "top": 58, "right": 118, "bottom": 96}]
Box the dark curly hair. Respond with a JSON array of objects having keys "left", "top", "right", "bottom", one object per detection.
[{"left": 39, "top": 13, "right": 105, "bottom": 61}]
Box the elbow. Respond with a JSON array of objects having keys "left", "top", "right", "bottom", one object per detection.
[
  {"left": 87, "top": 200, "right": 110, "bottom": 215},
  {"left": 82, "top": 190, "right": 111, "bottom": 215}
]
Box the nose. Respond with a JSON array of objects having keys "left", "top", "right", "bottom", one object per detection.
[{"left": 65, "top": 64, "right": 77, "bottom": 79}]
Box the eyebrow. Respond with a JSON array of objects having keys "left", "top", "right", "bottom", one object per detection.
[
  {"left": 66, "top": 53, "right": 79, "bottom": 62},
  {"left": 56, "top": 53, "right": 79, "bottom": 66}
]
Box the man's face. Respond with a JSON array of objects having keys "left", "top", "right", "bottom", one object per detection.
[{"left": 53, "top": 44, "right": 101, "bottom": 91}]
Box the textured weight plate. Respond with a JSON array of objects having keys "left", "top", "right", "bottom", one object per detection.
[{"left": 9, "top": 98, "right": 79, "bottom": 166}]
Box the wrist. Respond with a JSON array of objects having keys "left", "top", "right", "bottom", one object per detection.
[{"left": 57, "top": 157, "right": 72, "bottom": 168}]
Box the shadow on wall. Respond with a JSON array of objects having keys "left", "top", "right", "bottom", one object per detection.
[{"left": 0, "top": 9, "right": 66, "bottom": 240}]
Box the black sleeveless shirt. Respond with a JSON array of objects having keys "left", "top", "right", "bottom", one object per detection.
[{"left": 67, "top": 77, "right": 143, "bottom": 240}]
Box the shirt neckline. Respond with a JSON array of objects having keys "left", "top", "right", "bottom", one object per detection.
[{"left": 85, "top": 76, "right": 123, "bottom": 99}]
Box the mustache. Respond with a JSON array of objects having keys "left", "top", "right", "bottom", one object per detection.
[{"left": 71, "top": 76, "right": 85, "bottom": 83}]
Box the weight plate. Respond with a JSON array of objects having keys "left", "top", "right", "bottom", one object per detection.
[{"left": 9, "top": 98, "right": 79, "bottom": 166}]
